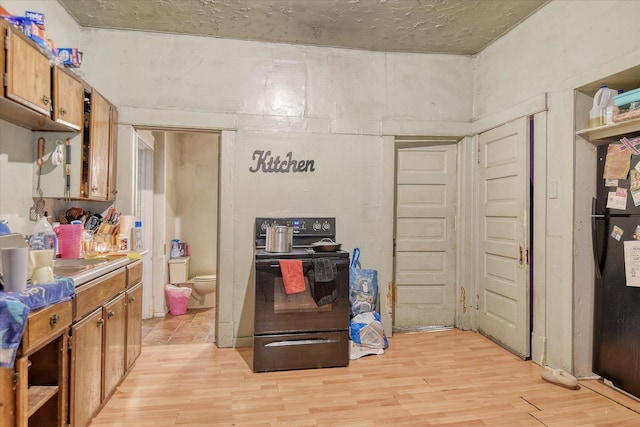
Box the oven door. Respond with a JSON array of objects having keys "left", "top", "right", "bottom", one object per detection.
[{"left": 254, "top": 256, "right": 350, "bottom": 335}]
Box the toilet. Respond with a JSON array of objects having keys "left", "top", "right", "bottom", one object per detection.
[{"left": 168, "top": 256, "right": 216, "bottom": 309}]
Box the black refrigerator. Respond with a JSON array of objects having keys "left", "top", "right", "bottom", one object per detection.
[{"left": 592, "top": 143, "right": 640, "bottom": 399}]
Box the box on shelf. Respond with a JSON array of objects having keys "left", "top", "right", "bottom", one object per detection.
[
  {"left": 25, "top": 10, "right": 45, "bottom": 29},
  {"left": 614, "top": 88, "right": 640, "bottom": 109},
  {"left": 58, "top": 48, "right": 82, "bottom": 68}
]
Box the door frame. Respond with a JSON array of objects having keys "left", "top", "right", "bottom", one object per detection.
[
  {"left": 392, "top": 137, "right": 461, "bottom": 331},
  {"left": 470, "top": 106, "right": 548, "bottom": 364}
]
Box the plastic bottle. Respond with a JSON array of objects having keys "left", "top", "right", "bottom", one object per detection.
[
  {"left": 134, "top": 221, "right": 143, "bottom": 252},
  {"left": 170, "top": 239, "right": 181, "bottom": 259},
  {"left": 590, "top": 85, "right": 618, "bottom": 128},
  {"left": 0, "top": 220, "right": 10, "bottom": 235},
  {"left": 28, "top": 213, "right": 57, "bottom": 257}
]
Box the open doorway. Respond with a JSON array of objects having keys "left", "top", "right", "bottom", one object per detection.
[{"left": 133, "top": 128, "right": 220, "bottom": 335}]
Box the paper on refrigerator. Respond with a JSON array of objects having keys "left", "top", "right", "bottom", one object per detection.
[
  {"left": 623, "top": 240, "right": 640, "bottom": 287},
  {"left": 603, "top": 144, "right": 631, "bottom": 180}
]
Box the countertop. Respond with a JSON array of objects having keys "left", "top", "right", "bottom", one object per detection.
[{"left": 53, "top": 254, "right": 142, "bottom": 287}]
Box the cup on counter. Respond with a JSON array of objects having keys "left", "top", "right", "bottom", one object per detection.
[
  {"left": 92, "top": 233, "right": 113, "bottom": 254},
  {"left": 54, "top": 223, "right": 83, "bottom": 259},
  {"left": 81, "top": 229, "right": 94, "bottom": 257},
  {"left": 1, "top": 246, "right": 28, "bottom": 292}
]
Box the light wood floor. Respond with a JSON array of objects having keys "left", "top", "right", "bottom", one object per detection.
[{"left": 91, "top": 328, "right": 640, "bottom": 426}]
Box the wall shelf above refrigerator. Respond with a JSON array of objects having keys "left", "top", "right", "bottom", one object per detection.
[{"left": 576, "top": 116, "right": 640, "bottom": 145}]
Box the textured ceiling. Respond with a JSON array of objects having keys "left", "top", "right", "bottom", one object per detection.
[{"left": 57, "top": 0, "right": 549, "bottom": 55}]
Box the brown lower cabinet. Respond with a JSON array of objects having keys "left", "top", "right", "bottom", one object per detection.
[{"left": 0, "top": 260, "right": 144, "bottom": 427}]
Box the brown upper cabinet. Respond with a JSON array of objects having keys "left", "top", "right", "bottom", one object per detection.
[
  {"left": 0, "top": 20, "right": 82, "bottom": 132},
  {"left": 81, "top": 88, "right": 118, "bottom": 201},
  {"left": 53, "top": 66, "right": 84, "bottom": 131}
]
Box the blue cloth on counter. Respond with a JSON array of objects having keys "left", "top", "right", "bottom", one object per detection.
[{"left": 0, "top": 277, "right": 75, "bottom": 368}]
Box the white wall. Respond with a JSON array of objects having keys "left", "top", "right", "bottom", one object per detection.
[
  {"left": 172, "top": 132, "right": 219, "bottom": 277},
  {"left": 473, "top": 0, "right": 640, "bottom": 375},
  {"left": 73, "top": 27, "right": 473, "bottom": 347}
]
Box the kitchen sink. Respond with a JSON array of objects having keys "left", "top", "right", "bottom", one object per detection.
[
  {"left": 53, "top": 258, "right": 109, "bottom": 268},
  {"left": 53, "top": 257, "right": 111, "bottom": 282}
]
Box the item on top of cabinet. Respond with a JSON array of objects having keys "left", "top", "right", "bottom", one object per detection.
[
  {"left": 614, "top": 87, "right": 640, "bottom": 109},
  {"left": 0, "top": 220, "right": 10, "bottom": 235},
  {"left": 58, "top": 47, "right": 82, "bottom": 68},
  {"left": 589, "top": 85, "right": 618, "bottom": 128},
  {"left": 170, "top": 239, "right": 181, "bottom": 259}
]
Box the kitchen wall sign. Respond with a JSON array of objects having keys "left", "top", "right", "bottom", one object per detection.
[{"left": 249, "top": 150, "right": 316, "bottom": 173}]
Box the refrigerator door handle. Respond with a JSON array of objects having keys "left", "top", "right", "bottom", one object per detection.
[{"left": 591, "top": 197, "right": 603, "bottom": 279}]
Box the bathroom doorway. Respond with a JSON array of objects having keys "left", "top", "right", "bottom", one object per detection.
[{"left": 135, "top": 128, "right": 220, "bottom": 344}]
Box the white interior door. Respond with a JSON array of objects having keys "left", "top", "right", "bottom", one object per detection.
[
  {"left": 394, "top": 141, "right": 457, "bottom": 330},
  {"left": 134, "top": 130, "right": 155, "bottom": 319},
  {"left": 477, "top": 117, "right": 530, "bottom": 358}
]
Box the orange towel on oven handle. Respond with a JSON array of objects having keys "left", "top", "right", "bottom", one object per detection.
[{"left": 279, "top": 260, "right": 306, "bottom": 294}]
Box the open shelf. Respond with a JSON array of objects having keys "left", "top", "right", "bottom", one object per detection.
[
  {"left": 576, "top": 117, "right": 640, "bottom": 144},
  {"left": 27, "top": 385, "right": 59, "bottom": 417}
]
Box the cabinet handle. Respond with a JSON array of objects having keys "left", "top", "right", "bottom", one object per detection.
[
  {"left": 50, "top": 314, "right": 59, "bottom": 326},
  {"left": 42, "top": 95, "right": 51, "bottom": 106},
  {"left": 97, "top": 318, "right": 104, "bottom": 326},
  {"left": 59, "top": 107, "right": 67, "bottom": 116},
  {"left": 128, "top": 296, "right": 135, "bottom": 303},
  {"left": 92, "top": 184, "right": 98, "bottom": 193},
  {"left": 108, "top": 311, "right": 115, "bottom": 319}
]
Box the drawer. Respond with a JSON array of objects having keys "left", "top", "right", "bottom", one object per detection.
[
  {"left": 74, "top": 268, "right": 126, "bottom": 320},
  {"left": 126, "top": 259, "right": 143, "bottom": 288},
  {"left": 19, "top": 299, "right": 72, "bottom": 355}
]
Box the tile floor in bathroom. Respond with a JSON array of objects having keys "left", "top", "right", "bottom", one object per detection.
[{"left": 142, "top": 307, "right": 216, "bottom": 345}]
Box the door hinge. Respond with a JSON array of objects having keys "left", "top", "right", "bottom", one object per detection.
[
  {"left": 477, "top": 145, "right": 481, "bottom": 164},
  {"left": 476, "top": 294, "right": 480, "bottom": 310},
  {"left": 12, "top": 371, "right": 19, "bottom": 388},
  {"left": 3, "top": 72, "right": 7, "bottom": 88},
  {"left": 67, "top": 329, "right": 72, "bottom": 350}
]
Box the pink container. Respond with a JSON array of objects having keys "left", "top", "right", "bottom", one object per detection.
[{"left": 54, "top": 223, "right": 83, "bottom": 259}]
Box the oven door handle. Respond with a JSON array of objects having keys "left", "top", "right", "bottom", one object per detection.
[
  {"left": 266, "top": 261, "right": 315, "bottom": 268},
  {"left": 265, "top": 338, "right": 340, "bottom": 347}
]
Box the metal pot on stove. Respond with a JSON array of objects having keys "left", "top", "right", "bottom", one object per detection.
[{"left": 265, "top": 226, "right": 293, "bottom": 253}]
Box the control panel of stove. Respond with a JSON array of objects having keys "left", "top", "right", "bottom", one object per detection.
[{"left": 255, "top": 217, "right": 335, "bottom": 237}]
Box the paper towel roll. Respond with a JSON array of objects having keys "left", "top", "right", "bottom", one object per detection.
[{"left": 118, "top": 215, "right": 135, "bottom": 237}]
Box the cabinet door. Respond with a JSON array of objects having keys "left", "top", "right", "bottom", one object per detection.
[
  {"left": 6, "top": 25, "right": 51, "bottom": 116},
  {"left": 103, "top": 293, "right": 126, "bottom": 400},
  {"left": 0, "top": 367, "right": 15, "bottom": 427},
  {"left": 107, "top": 105, "right": 118, "bottom": 200},
  {"left": 52, "top": 67, "right": 83, "bottom": 130},
  {"left": 70, "top": 308, "right": 103, "bottom": 427},
  {"left": 126, "top": 282, "right": 143, "bottom": 371},
  {"left": 88, "top": 90, "right": 111, "bottom": 200}
]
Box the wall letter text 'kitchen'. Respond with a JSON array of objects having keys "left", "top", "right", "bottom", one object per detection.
[{"left": 249, "top": 150, "right": 316, "bottom": 173}]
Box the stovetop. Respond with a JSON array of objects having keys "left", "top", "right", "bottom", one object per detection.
[{"left": 254, "top": 248, "right": 349, "bottom": 260}]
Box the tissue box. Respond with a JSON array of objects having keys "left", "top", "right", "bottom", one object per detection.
[{"left": 58, "top": 48, "right": 82, "bottom": 68}]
